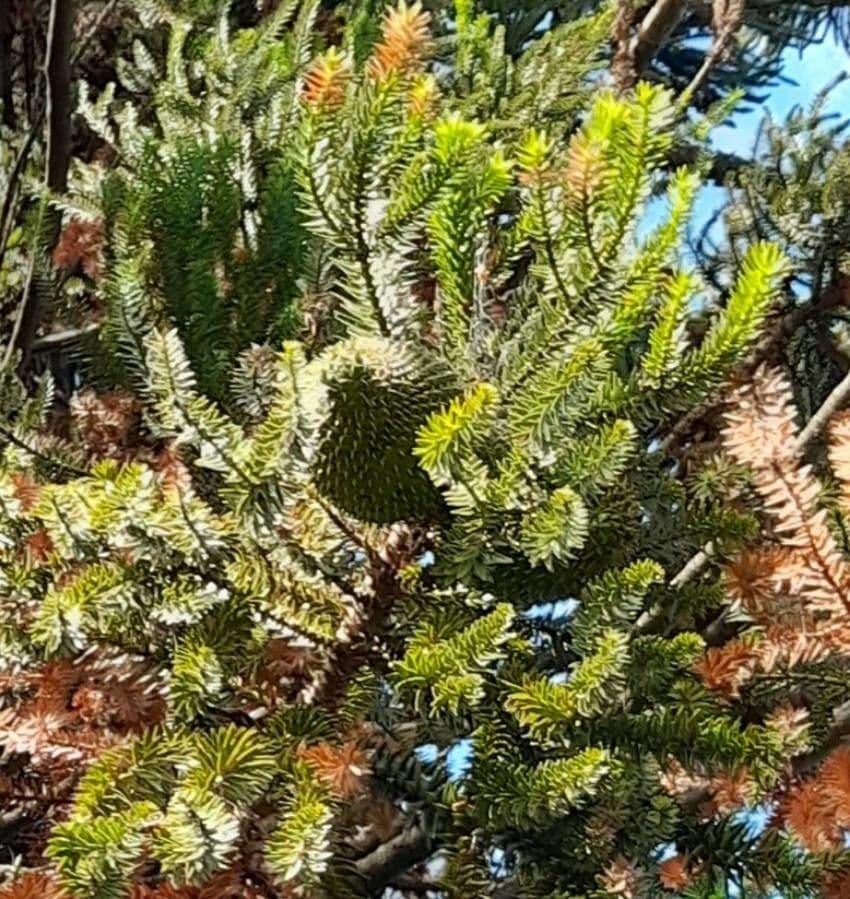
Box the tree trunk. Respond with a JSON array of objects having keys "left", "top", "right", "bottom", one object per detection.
[
  {"left": 0, "top": 1, "right": 14, "bottom": 130},
  {"left": 45, "top": 0, "right": 73, "bottom": 195},
  {"left": 14, "top": 0, "right": 74, "bottom": 374}
]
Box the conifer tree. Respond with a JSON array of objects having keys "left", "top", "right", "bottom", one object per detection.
[{"left": 3, "top": 3, "right": 850, "bottom": 899}]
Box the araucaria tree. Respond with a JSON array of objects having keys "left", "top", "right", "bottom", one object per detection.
[{"left": 4, "top": 2, "right": 850, "bottom": 898}]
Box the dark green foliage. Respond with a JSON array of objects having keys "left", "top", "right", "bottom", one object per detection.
[{"left": 313, "top": 340, "right": 453, "bottom": 522}]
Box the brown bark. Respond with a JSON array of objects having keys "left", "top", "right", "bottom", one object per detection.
[
  {"left": 13, "top": 0, "right": 74, "bottom": 374},
  {"left": 354, "top": 824, "right": 433, "bottom": 894},
  {"left": 45, "top": 0, "right": 73, "bottom": 196},
  {"left": 630, "top": 0, "right": 691, "bottom": 71},
  {"left": 0, "top": 1, "right": 14, "bottom": 129}
]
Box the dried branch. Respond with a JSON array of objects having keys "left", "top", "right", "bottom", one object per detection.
[
  {"left": 681, "top": 0, "right": 745, "bottom": 102},
  {"left": 0, "top": 423, "right": 89, "bottom": 477},
  {"left": 389, "top": 874, "right": 443, "bottom": 894},
  {"left": 612, "top": 0, "right": 637, "bottom": 92},
  {"left": 1, "top": 0, "right": 118, "bottom": 368},
  {"left": 31, "top": 321, "right": 100, "bottom": 351}
]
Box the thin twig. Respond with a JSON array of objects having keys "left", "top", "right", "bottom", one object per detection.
[
  {"left": 308, "top": 485, "right": 380, "bottom": 562},
  {"left": 680, "top": 2, "right": 743, "bottom": 106},
  {"left": 680, "top": 48, "right": 720, "bottom": 104},
  {"left": 1, "top": 211, "right": 42, "bottom": 372},
  {"left": 797, "top": 367, "right": 850, "bottom": 448},
  {"left": 669, "top": 542, "right": 715, "bottom": 589},
  {"left": 0, "top": 119, "right": 42, "bottom": 276},
  {"left": 70, "top": 0, "right": 119, "bottom": 67},
  {"left": 0, "top": 423, "right": 89, "bottom": 477},
  {"left": 11, "top": 0, "right": 74, "bottom": 373},
  {"left": 0, "top": 791, "right": 72, "bottom": 806}
]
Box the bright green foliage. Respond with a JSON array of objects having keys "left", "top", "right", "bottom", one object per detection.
[
  {"left": 183, "top": 725, "right": 278, "bottom": 805},
  {"left": 265, "top": 773, "right": 334, "bottom": 888},
  {"left": 393, "top": 603, "right": 517, "bottom": 715},
  {"left": 518, "top": 485, "right": 589, "bottom": 570},
  {"left": 0, "top": 3, "right": 824, "bottom": 899},
  {"left": 414, "top": 382, "right": 499, "bottom": 482},
  {"left": 506, "top": 630, "right": 628, "bottom": 743},
  {"left": 571, "top": 560, "right": 664, "bottom": 653},
  {"left": 152, "top": 787, "right": 241, "bottom": 884},
  {"left": 47, "top": 803, "right": 162, "bottom": 899}
]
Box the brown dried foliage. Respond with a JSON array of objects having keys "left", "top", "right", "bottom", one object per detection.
[
  {"left": 782, "top": 778, "right": 842, "bottom": 852},
  {"left": 693, "top": 642, "right": 759, "bottom": 697},
  {"left": 367, "top": 1, "right": 433, "bottom": 81},
  {"left": 764, "top": 704, "right": 809, "bottom": 743},
  {"left": 697, "top": 368, "right": 850, "bottom": 698},
  {"left": 0, "top": 872, "right": 69, "bottom": 899},
  {"left": 129, "top": 866, "right": 265, "bottom": 898},
  {"left": 302, "top": 49, "right": 350, "bottom": 109},
  {"left": 658, "top": 854, "right": 693, "bottom": 891},
  {"left": 697, "top": 624, "right": 850, "bottom": 698},
  {"left": 598, "top": 856, "right": 640, "bottom": 898},
  {"left": 723, "top": 368, "right": 850, "bottom": 616},
  {"left": 23, "top": 528, "right": 54, "bottom": 564},
  {"left": 52, "top": 217, "right": 105, "bottom": 281},
  {"left": 10, "top": 471, "right": 41, "bottom": 512},
  {"left": 298, "top": 739, "right": 370, "bottom": 798},
  {"left": 0, "top": 654, "right": 164, "bottom": 772},
  {"left": 722, "top": 546, "right": 805, "bottom": 622},
  {"left": 70, "top": 388, "right": 141, "bottom": 459},
  {"left": 830, "top": 410, "right": 850, "bottom": 508},
  {"left": 824, "top": 869, "right": 850, "bottom": 899},
  {"left": 777, "top": 748, "right": 850, "bottom": 852},
  {"left": 659, "top": 758, "right": 711, "bottom": 800},
  {"left": 703, "top": 768, "right": 754, "bottom": 818}
]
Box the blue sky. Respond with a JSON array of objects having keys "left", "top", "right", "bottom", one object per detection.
[
  {"left": 694, "top": 33, "right": 850, "bottom": 246},
  {"left": 635, "top": 33, "right": 850, "bottom": 277},
  {"left": 714, "top": 31, "right": 850, "bottom": 158}
]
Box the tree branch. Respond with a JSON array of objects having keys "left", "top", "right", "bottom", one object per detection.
[
  {"left": 797, "top": 367, "right": 850, "bottom": 448},
  {"left": 45, "top": 1, "right": 73, "bottom": 197},
  {"left": 491, "top": 880, "right": 521, "bottom": 899},
  {"left": 10, "top": 0, "right": 74, "bottom": 374},
  {"left": 355, "top": 825, "right": 433, "bottom": 894},
  {"left": 795, "top": 700, "right": 850, "bottom": 776},
  {"left": 389, "top": 874, "right": 442, "bottom": 894},
  {"left": 630, "top": 0, "right": 690, "bottom": 71},
  {"left": 31, "top": 321, "right": 100, "bottom": 352}
]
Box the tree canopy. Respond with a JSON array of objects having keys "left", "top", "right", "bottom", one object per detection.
[{"left": 3, "top": 2, "right": 850, "bottom": 898}]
